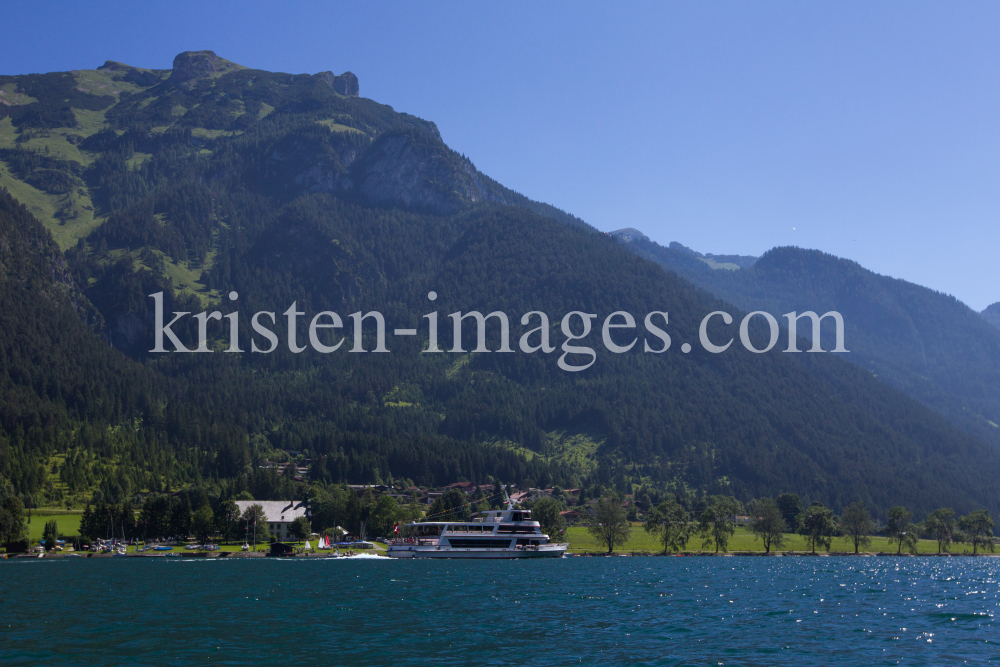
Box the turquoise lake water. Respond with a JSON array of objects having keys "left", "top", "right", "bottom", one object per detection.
[{"left": 1, "top": 555, "right": 997, "bottom": 665}]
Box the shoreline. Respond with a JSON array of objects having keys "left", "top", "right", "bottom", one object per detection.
[{"left": 4, "top": 550, "right": 998, "bottom": 560}]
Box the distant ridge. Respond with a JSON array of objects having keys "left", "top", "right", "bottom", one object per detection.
[
  {"left": 622, "top": 238, "right": 1000, "bottom": 450},
  {"left": 983, "top": 302, "right": 1000, "bottom": 329},
  {"left": 610, "top": 229, "right": 757, "bottom": 271},
  {"left": 667, "top": 241, "right": 758, "bottom": 270}
]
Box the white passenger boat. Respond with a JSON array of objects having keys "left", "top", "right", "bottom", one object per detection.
[{"left": 387, "top": 494, "right": 567, "bottom": 559}]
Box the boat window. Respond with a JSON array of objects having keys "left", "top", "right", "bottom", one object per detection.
[
  {"left": 447, "top": 539, "right": 513, "bottom": 549},
  {"left": 497, "top": 525, "right": 537, "bottom": 534}
]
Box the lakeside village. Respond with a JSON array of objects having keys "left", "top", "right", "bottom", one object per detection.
[{"left": 1, "top": 456, "right": 998, "bottom": 558}]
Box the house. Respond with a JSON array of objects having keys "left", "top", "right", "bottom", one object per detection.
[
  {"left": 234, "top": 500, "right": 309, "bottom": 542},
  {"left": 443, "top": 482, "right": 477, "bottom": 494},
  {"left": 560, "top": 510, "right": 584, "bottom": 524}
]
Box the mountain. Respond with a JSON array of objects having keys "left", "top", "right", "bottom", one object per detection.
[
  {"left": 1, "top": 52, "right": 999, "bottom": 517},
  {"left": 609, "top": 231, "right": 758, "bottom": 271},
  {"left": 983, "top": 303, "right": 1000, "bottom": 330},
  {"left": 619, "top": 235, "right": 1000, "bottom": 448},
  {"left": 663, "top": 240, "right": 758, "bottom": 270}
]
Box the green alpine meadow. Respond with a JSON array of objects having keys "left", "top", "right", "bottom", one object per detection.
[{"left": 0, "top": 49, "right": 998, "bottom": 554}]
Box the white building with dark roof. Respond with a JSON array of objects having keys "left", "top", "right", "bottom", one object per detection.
[{"left": 234, "top": 500, "right": 309, "bottom": 541}]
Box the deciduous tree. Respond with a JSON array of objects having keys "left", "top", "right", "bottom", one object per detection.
[
  {"left": 775, "top": 494, "right": 804, "bottom": 533},
  {"left": 289, "top": 516, "right": 311, "bottom": 542},
  {"left": 885, "top": 506, "right": 917, "bottom": 555},
  {"left": 699, "top": 496, "right": 742, "bottom": 554},
  {"left": 841, "top": 501, "right": 875, "bottom": 554},
  {"left": 643, "top": 499, "right": 691, "bottom": 554},
  {"left": 0, "top": 491, "right": 27, "bottom": 551},
  {"left": 797, "top": 502, "right": 835, "bottom": 554},
  {"left": 427, "top": 489, "right": 471, "bottom": 522},
  {"left": 241, "top": 503, "right": 270, "bottom": 547},
  {"left": 749, "top": 498, "right": 787, "bottom": 554},
  {"left": 588, "top": 495, "right": 631, "bottom": 554},
  {"left": 191, "top": 505, "right": 214, "bottom": 543},
  {"left": 369, "top": 494, "right": 402, "bottom": 538},
  {"left": 958, "top": 510, "right": 995, "bottom": 555},
  {"left": 216, "top": 499, "right": 241, "bottom": 545},
  {"left": 529, "top": 497, "right": 566, "bottom": 540},
  {"left": 924, "top": 508, "right": 956, "bottom": 554}
]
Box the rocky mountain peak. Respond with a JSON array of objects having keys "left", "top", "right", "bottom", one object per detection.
[
  {"left": 169, "top": 50, "right": 242, "bottom": 87},
  {"left": 97, "top": 60, "right": 132, "bottom": 71},
  {"left": 610, "top": 227, "right": 650, "bottom": 242},
  {"left": 315, "top": 71, "right": 360, "bottom": 96}
]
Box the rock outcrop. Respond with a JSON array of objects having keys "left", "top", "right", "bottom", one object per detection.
[
  {"left": 316, "top": 71, "right": 360, "bottom": 97},
  {"left": 169, "top": 50, "right": 242, "bottom": 88},
  {"left": 348, "top": 129, "right": 520, "bottom": 215},
  {"left": 610, "top": 228, "right": 650, "bottom": 243},
  {"left": 97, "top": 60, "right": 164, "bottom": 87}
]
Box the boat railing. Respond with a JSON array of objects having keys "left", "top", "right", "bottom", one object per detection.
[{"left": 390, "top": 538, "right": 438, "bottom": 546}]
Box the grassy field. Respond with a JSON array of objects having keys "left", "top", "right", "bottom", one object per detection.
[
  {"left": 564, "top": 525, "right": 983, "bottom": 555},
  {"left": 26, "top": 513, "right": 83, "bottom": 543},
  {"left": 0, "top": 117, "right": 105, "bottom": 250},
  {"left": 315, "top": 119, "right": 366, "bottom": 135},
  {"left": 19, "top": 515, "right": 390, "bottom": 555},
  {"left": 491, "top": 430, "right": 604, "bottom": 477}
]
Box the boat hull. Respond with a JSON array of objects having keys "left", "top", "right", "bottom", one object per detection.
[{"left": 387, "top": 545, "right": 567, "bottom": 559}]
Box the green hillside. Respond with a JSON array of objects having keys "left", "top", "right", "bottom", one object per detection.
[
  {"left": 621, "top": 238, "right": 1000, "bottom": 449},
  {"left": 1, "top": 51, "right": 998, "bottom": 521},
  {"left": 983, "top": 302, "right": 1000, "bottom": 330}
]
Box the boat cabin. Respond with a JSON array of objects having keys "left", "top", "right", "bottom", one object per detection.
[{"left": 387, "top": 498, "right": 567, "bottom": 557}]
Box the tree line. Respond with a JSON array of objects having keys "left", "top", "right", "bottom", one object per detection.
[{"left": 586, "top": 492, "right": 995, "bottom": 556}]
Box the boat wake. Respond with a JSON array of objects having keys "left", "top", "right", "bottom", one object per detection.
[{"left": 335, "top": 552, "right": 391, "bottom": 560}]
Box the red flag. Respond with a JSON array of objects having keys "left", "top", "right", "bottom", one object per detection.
[{"left": 393, "top": 523, "right": 399, "bottom": 534}]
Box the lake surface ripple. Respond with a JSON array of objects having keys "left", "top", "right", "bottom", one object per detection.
[{"left": 1, "top": 556, "right": 997, "bottom": 665}]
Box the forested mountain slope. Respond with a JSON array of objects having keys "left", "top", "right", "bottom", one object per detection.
[
  {"left": 983, "top": 303, "right": 1000, "bottom": 330},
  {"left": 621, "top": 237, "right": 1000, "bottom": 448},
  {"left": 1, "top": 51, "right": 998, "bottom": 517}
]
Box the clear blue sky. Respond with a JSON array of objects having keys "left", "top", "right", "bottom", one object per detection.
[{"left": 5, "top": 1, "right": 999, "bottom": 309}]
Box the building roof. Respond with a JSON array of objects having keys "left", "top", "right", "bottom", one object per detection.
[{"left": 234, "top": 500, "right": 307, "bottom": 523}]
